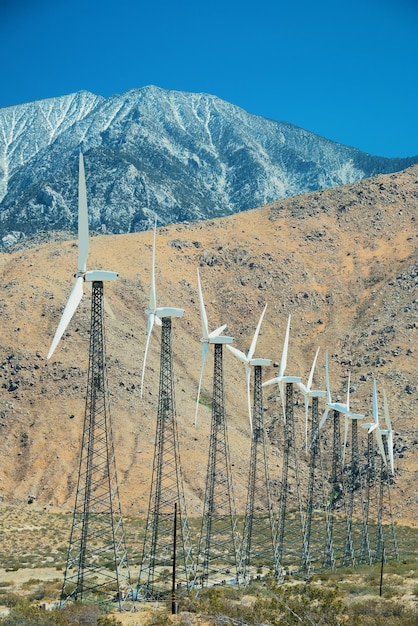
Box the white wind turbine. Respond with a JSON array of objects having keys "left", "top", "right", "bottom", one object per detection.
[
  {"left": 262, "top": 314, "right": 301, "bottom": 420},
  {"left": 226, "top": 303, "right": 271, "bottom": 431},
  {"left": 140, "top": 219, "right": 184, "bottom": 397},
  {"left": 47, "top": 153, "right": 118, "bottom": 360},
  {"left": 296, "top": 347, "right": 326, "bottom": 452},
  {"left": 194, "top": 267, "right": 233, "bottom": 426}
]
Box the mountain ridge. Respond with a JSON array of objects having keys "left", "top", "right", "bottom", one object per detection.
[{"left": 1, "top": 85, "right": 417, "bottom": 248}]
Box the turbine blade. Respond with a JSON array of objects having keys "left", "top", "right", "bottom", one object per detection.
[
  {"left": 104, "top": 296, "right": 115, "bottom": 319},
  {"left": 149, "top": 219, "right": 157, "bottom": 311},
  {"left": 262, "top": 376, "right": 279, "bottom": 387},
  {"left": 325, "top": 351, "right": 332, "bottom": 404},
  {"left": 307, "top": 347, "right": 320, "bottom": 392},
  {"left": 226, "top": 344, "right": 248, "bottom": 364},
  {"left": 280, "top": 380, "right": 286, "bottom": 423},
  {"left": 368, "top": 423, "right": 378, "bottom": 434},
  {"left": 375, "top": 428, "right": 387, "bottom": 466},
  {"left": 319, "top": 406, "right": 330, "bottom": 430},
  {"left": 387, "top": 431, "right": 395, "bottom": 474},
  {"left": 195, "top": 342, "right": 209, "bottom": 427},
  {"left": 304, "top": 396, "right": 309, "bottom": 452},
  {"left": 47, "top": 276, "right": 84, "bottom": 359},
  {"left": 78, "top": 153, "right": 89, "bottom": 273},
  {"left": 346, "top": 372, "right": 351, "bottom": 411},
  {"left": 372, "top": 378, "right": 379, "bottom": 425},
  {"left": 140, "top": 313, "right": 155, "bottom": 397},
  {"left": 209, "top": 324, "right": 227, "bottom": 338},
  {"left": 197, "top": 268, "right": 209, "bottom": 339},
  {"left": 278, "top": 314, "right": 291, "bottom": 378},
  {"left": 382, "top": 389, "right": 392, "bottom": 431},
  {"left": 296, "top": 381, "right": 308, "bottom": 394},
  {"left": 248, "top": 303, "right": 267, "bottom": 360},
  {"left": 383, "top": 389, "right": 394, "bottom": 473},
  {"left": 343, "top": 416, "right": 349, "bottom": 466}
]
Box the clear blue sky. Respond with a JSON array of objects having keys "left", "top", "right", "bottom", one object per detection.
[{"left": 2, "top": 0, "right": 417, "bottom": 158}]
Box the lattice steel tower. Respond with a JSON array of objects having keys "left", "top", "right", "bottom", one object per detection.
[
  {"left": 344, "top": 415, "right": 369, "bottom": 565},
  {"left": 241, "top": 364, "right": 281, "bottom": 579},
  {"left": 263, "top": 316, "right": 305, "bottom": 574},
  {"left": 138, "top": 317, "right": 195, "bottom": 600},
  {"left": 359, "top": 423, "right": 378, "bottom": 564},
  {"left": 376, "top": 431, "right": 399, "bottom": 562},
  {"left": 324, "top": 410, "right": 354, "bottom": 568},
  {"left": 197, "top": 342, "right": 241, "bottom": 586},
  {"left": 61, "top": 281, "right": 132, "bottom": 608},
  {"left": 302, "top": 395, "right": 334, "bottom": 574},
  {"left": 274, "top": 381, "right": 306, "bottom": 574}
]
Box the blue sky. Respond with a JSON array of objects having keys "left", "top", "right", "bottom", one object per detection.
[{"left": 2, "top": 0, "right": 417, "bottom": 158}]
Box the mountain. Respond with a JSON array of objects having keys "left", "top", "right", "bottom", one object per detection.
[
  {"left": 0, "top": 165, "right": 416, "bottom": 525},
  {"left": 1, "top": 85, "right": 417, "bottom": 248}
]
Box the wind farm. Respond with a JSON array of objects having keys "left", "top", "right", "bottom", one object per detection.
[{"left": 0, "top": 161, "right": 415, "bottom": 620}]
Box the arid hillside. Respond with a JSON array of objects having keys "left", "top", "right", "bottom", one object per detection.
[{"left": 0, "top": 165, "right": 416, "bottom": 525}]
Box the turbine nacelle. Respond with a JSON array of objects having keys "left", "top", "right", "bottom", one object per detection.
[
  {"left": 281, "top": 375, "right": 301, "bottom": 383},
  {"left": 145, "top": 306, "right": 184, "bottom": 319},
  {"left": 79, "top": 270, "right": 119, "bottom": 282},
  {"left": 250, "top": 358, "right": 272, "bottom": 367},
  {"left": 203, "top": 335, "right": 234, "bottom": 345}
]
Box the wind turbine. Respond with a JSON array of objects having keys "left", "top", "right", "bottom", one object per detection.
[
  {"left": 194, "top": 267, "right": 232, "bottom": 426},
  {"left": 296, "top": 348, "right": 332, "bottom": 573},
  {"left": 296, "top": 347, "right": 326, "bottom": 452},
  {"left": 359, "top": 379, "right": 385, "bottom": 565},
  {"left": 227, "top": 305, "right": 278, "bottom": 578},
  {"left": 48, "top": 153, "right": 132, "bottom": 609},
  {"left": 194, "top": 268, "right": 241, "bottom": 587},
  {"left": 226, "top": 303, "right": 270, "bottom": 431},
  {"left": 262, "top": 316, "right": 305, "bottom": 573},
  {"left": 140, "top": 219, "right": 184, "bottom": 397},
  {"left": 363, "top": 382, "right": 398, "bottom": 563},
  {"left": 47, "top": 153, "right": 118, "bottom": 360},
  {"left": 137, "top": 220, "right": 194, "bottom": 600},
  {"left": 318, "top": 351, "right": 355, "bottom": 567}
]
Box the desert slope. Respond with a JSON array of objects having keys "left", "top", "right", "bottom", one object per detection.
[{"left": 0, "top": 165, "right": 416, "bottom": 524}]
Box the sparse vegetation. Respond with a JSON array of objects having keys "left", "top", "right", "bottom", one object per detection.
[{"left": 0, "top": 506, "right": 415, "bottom": 625}]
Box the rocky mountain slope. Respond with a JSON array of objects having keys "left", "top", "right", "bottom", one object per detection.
[
  {"left": 1, "top": 86, "right": 417, "bottom": 248},
  {"left": 0, "top": 165, "right": 416, "bottom": 525}
]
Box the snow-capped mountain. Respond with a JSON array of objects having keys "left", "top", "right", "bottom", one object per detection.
[{"left": 0, "top": 85, "right": 417, "bottom": 247}]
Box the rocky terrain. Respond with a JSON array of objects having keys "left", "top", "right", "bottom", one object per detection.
[{"left": 0, "top": 164, "right": 416, "bottom": 526}]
